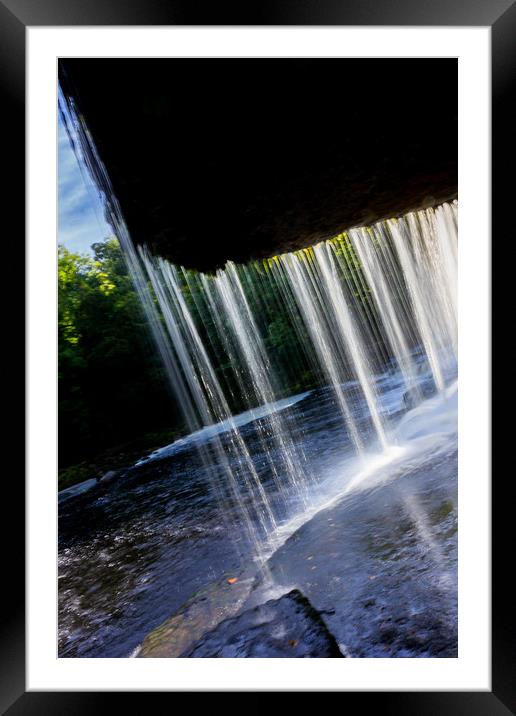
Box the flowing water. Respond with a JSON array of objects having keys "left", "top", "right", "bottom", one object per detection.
[{"left": 58, "top": 194, "right": 458, "bottom": 657}]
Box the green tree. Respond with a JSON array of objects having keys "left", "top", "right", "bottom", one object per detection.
[{"left": 58, "top": 238, "right": 180, "bottom": 474}]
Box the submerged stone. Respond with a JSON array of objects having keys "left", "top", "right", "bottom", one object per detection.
[
  {"left": 182, "top": 589, "right": 343, "bottom": 658},
  {"left": 138, "top": 572, "right": 254, "bottom": 658}
]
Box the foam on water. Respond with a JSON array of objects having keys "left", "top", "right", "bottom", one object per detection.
[{"left": 136, "top": 391, "right": 312, "bottom": 465}]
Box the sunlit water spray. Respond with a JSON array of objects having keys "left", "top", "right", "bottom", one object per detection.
[{"left": 268, "top": 378, "right": 458, "bottom": 560}]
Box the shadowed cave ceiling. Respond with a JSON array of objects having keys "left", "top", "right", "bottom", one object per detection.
[{"left": 59, "top": 58, "right": 457, "bottom": 271}]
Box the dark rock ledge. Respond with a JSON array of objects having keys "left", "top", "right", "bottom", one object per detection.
[
  {"left": 137, "top": 582, "right": 343, "bottom": 658},
  {"left": 182, "top": 589, "right": 343, "bottom": 658},
  {"left": 59, "top": 58, "right": 457, "bottom": 272}
]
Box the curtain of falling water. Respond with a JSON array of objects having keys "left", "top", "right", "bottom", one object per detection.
[
  {"left": 121, "top": 202, "right": 457, "bottom": 559},
  {"left": 124, "top": 200, "right": 458, "bottom": 558},
  {"left": 66, "top": 103, "right": 279, "bottom": 558},
  {"left": 203, "top": 266, "right": 312, "bottom": 506},
  {"left": 387, "top": 207, "right": 458, "bottom": 391},
  {"left": 275, "top": 250, "right": 366, "bottom": 454}
]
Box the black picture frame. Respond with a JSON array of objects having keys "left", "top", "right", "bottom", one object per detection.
[{"left": 2, "top": 0, "right": 507, "bottom": 711}]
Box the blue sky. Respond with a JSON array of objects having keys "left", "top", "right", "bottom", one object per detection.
[{"left": 58, "top": 113, "right": 112, "bottom": 254}]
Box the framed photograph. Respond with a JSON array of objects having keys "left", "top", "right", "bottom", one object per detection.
[{"left": 2, "top": 0, "right": 507, "bottom": 711}]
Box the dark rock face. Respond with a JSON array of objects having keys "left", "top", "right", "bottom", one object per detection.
[
  {"left": 59, "top": 59, "right": 457, "bottom": 271},
  {"left": 182, "top": 589, "right": 343, "bottom": 658},
  {"left": 255, "top": 449, "right": 458, "bottom": 658}
]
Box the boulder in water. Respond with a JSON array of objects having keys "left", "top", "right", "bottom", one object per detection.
[{"left": 182, "top": 589, "right": 343, "bottom": 658}]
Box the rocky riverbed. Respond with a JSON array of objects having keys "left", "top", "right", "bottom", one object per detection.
[
  {"left": 136, "top": 444, "right": 457, "bottom": 658},
  {"left": 59, "top": 369, "right": 457, "bottom": 658}
]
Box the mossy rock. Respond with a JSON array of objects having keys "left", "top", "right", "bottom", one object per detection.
[{"left": 138, "top": 572, "right": 254, "bottom": 658}]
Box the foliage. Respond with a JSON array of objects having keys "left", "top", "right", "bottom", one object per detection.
[{"left": 58, "top": 238, "right": 180, "bottom": 475}]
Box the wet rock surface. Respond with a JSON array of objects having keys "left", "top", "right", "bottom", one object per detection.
[
  {"left": 182, "top": 589, "right": 343, "bottom": 658},
  {"left": 250, "top": 448, "right": 458, "bottom": 657},
  {"left": 138, "top": 441, "right": 457, "bottom": 659},
  {"left": 138, "top": 572, "right": 254, "bottom": 658}
]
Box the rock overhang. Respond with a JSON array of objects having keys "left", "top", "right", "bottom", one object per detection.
[{"left": 59, "top": 58, "right": 457, "bottom": 272}]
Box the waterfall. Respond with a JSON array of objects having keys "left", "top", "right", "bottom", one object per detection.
[
  {"left": 59, "top": 90, "right": 458, "bottom": 564},
  {"left": 112, "top": 201, "right": 457, "bottom": 560}
]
